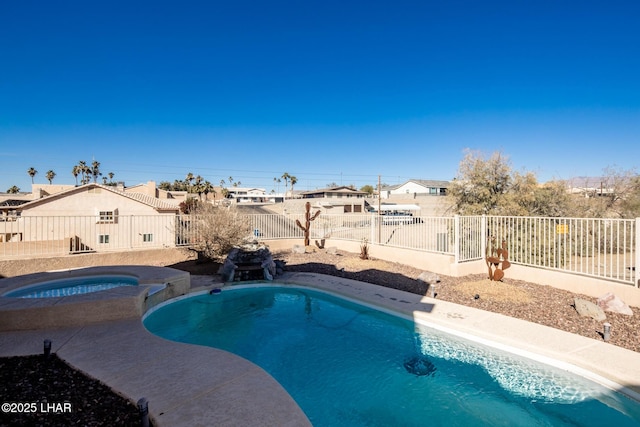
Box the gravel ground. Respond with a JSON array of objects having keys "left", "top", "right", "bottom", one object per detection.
[
  {"left": 1, "top": 248, "right": 637, "bottom": 426},
  {"left": 0, "top": 354, "right": 144, "bottom": 427}
]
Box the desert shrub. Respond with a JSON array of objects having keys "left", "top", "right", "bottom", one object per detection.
[
  {"left": 360, "top": 238, "right": 369, "bottom": 260},
  {"left": 191, "top": 204, "right": 252, "bottom": 260}
]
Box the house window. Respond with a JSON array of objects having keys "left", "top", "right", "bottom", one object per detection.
[
  {"left": 98, "top": 234, "right": 110, "bottom": 244},
  {"left": 143, "top": 233, "right": 153, "bottom": 242},
  {"left": 430, "top": 188, "right": 437, "bottom": 194},
  {"left": 98, "top": 211, "right": 115, "bottom": 223}
]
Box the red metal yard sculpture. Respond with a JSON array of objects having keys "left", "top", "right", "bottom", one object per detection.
[
  {"left": 486, "top": 238, "right": 511, "bottom": 281},
  {"left": 296, "top": 202, "right": 321, "bottom": 247}
]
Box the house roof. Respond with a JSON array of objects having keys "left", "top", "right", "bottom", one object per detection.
[
  {"left": 0, "top": 199, "right": 30, "bottom": 207},
  {"left": 384, "top": 179, "right": 450, "bottom": 191},
  {"left": 301, "top": 186, "right": 367, "bottom": 195},
  {"left": 13, "top": 183, "right": 180, "bottom": 212}
]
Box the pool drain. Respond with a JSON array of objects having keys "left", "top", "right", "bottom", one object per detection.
[{"left": 404, "top": 355, "right": 437, "bottom": 377}]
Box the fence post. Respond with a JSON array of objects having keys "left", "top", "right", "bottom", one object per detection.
[
  {"left": 454, "top": 215, "right": 460, "bottom": 264},
  {"left": 370, "top": 213, "right": 376, "bottom": 244},
  {"left": 636, "top": 217, "right": 639, "bottom": 288},
  {"left": 481, "top": 215, "right": 487, "bottom": 262}
]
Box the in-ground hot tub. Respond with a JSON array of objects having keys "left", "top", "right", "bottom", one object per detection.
[
  {"left": 3, "top": 275, "right": 139, "bottom": 298},
  {"left": 0, "top": 266, "right": 190, "bottom": 331}
]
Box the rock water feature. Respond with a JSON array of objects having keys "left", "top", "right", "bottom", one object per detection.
[{"left": 220, "top": 244, "right": 278, "bottom": 282}]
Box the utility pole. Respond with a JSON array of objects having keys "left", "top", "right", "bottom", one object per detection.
[{"left": 378, "top": 174, "right": 382, "bottom": 244}]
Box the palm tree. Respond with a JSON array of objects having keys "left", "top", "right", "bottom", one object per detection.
[
  {"left": 102, "top": 176, "right": 108, "bottom": 184},
  {"left": 91, "top": 160, "right": 101, "bottom": 183},
  {"left": 77, "top": 161, "right": 87, "bottom": 184},
  {"left": 72, "top": 166, "right": 80, "bottom": 186},
  {"left": 45, "top": 170, "right": 56, "bottom": 184},
  {"left": 281, "top": 172, "right": 290, "bottom": 198},
  {"left": 290, "top": 175, "right": 298, "bottom": 198},
  {"left": 6, "top": 185, "right": 20, "bottom": 194},
  {"left": 203, "top": 180, "right": 215, "bottom": 201},
  {"left": 27, "top": 167, "right": 38, "bottom": 184},
  {"left": 185, "top": 173, "right": 194, "bottom": 192},
  {"left": 82, "top": 165, "right": 91, "bottom": 184},
  {"left": 193, "top": 175, "right": 204, "bottom": 200}
]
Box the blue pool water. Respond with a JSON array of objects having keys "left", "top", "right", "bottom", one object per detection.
[
  {"left": 143, "top": 286, "right": 640, "bottom": 426},
  {"left": 4, "top": 275, "right": 138, "bottom": 298}
]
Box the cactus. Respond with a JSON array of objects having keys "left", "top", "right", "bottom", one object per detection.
[
  {"left": 296, "top": 202, "right": 321, "bottom": 247},
  {"left": 486, "top": 238, "right": 511, "bottom": 281}
]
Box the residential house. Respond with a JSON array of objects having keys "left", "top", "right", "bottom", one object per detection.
[
  {"left": 0, "top": 183, "right": 180, "bottom": 252},
  {"left": 299, "top": 186, "right": 368, "bottom": 213},
  {"left": 226, "top": 187, "right": 268, "bottom": 203},
  {"left": 382, "top": 179, "right": 449, "bottom": 199}
]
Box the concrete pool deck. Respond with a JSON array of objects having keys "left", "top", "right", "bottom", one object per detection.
[{"left": 1, "top": 272, "right": 639, "bottom": 426}]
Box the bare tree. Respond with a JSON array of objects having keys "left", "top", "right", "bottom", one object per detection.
[
  {"left": 191, "top": 204, "right": 252, "bottom": 260},
  {"left": 447, "top": 150, "right": 573, "bottom": 217}
]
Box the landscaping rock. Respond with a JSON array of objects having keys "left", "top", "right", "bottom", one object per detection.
[
  {"left": 417, "top": 271, "right": 441, "bottom": 285},
  {"left": 326, "top": 246, "right": 338, "bottom": 255},
  {"left": 574, "top": 298, "right": 607, "bottom": 321},
  {"left": 597, "top": 292, "right": 634, "bottom": 316},
  {"left": 292, "top": 245, "right": 305, "bottom": 254}
]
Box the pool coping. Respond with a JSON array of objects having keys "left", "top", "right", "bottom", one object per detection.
[{"left": 1, "top": 272, "right": 639, "bottom": 426}]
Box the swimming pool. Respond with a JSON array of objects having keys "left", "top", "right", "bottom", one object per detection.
[
  {"left": 3, "top": 275, "right": 138, "bottom": 298},
  {"left": 144, "top": 286, "right": 640, "bottom": 426}
]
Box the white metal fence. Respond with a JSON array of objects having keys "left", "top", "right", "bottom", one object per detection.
[
  {"left": 1, "top": 213, "right": 638, "bottom": 286},
  {"left": 484, "top": 216, "right": 637, "bottom": 284}
]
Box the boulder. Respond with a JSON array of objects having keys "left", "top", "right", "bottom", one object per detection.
[
  {"left": 219, "top": 258, "right": 237, "bottom": 282},
  {"left": 417, "top": 271, "right": 441, "bottom": 285},
  {"left": 574, "top": 298, "right": 607, "bottom": 321},
  {"left": 326, "top": 246, "right": 338, "bottom": 255},
  {"left": 292, "top": 245, "right": 305, "bottom": 254},
  {"left": 597, "top": 292, "right": 634, "bottom": 316}
]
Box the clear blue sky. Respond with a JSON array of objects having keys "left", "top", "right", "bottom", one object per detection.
[{"left": 1, "top": 0, "right": 639, "bottom": 193}]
